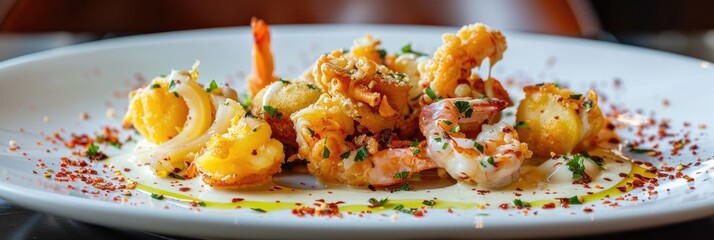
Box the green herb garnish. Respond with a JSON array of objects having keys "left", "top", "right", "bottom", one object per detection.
[
  {"left": 513, "top": 199, "right": 531, "bottom": 208},
  {"left": 569, "top": 94, "right": 582, "bottom": 100},
  {"left": 151, "top": 193, "right": 164, "bottom": 200},
  {"left": 393, "top": 171, "right": 410, "bottom": 180},
  {"left": 368, "top": 197, "right": 389, "bottom": 207},
  {"left": 251, "top": 208, "right": 266, "bottom": 213},
  {"left": 454, "top": 101, "right": 471, "bottom": 113},
  {"left": 323, "top": 144, "right": 330, "bottom": 158},
  {"left": 474, "top": 141, "right": 484, "bottom": 153},
  {"left": 340, "top": 151, "right": 351, "bottom": 159},
  {"left": 400, "top": 43, "right": 427, "bottom": 56},
  {"left": 263, "top": 105, "right": 282, "bottom": 119},
  {"left": 425, "top": 87, "right": 437, "bottom": 100},
  {"left": 205, "top": 79, "right": 219, "bottom": 93},
  {"left": 354, "top": 146, "right": 369, "bottom": 162},
  {"left": 515, "top": 121, "right": 529, "bottom": 129},
  {"left": 422, "top": 200, "right": 436, "bottom": 206}
]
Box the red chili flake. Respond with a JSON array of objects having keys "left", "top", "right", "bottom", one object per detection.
[
  {"left": 499, "top": 203, "right": 509, "bottom": 210},
  {"left": 583, "top": 207, "right": 593, "bottom": 213},
  {"left": 618, "top": 173, "right": 628, "bottom": 178},
  {"left": 179, "top": 187, "right": 191, "bottom": 192},
  {"left": 542, "top": 203, "right": 556, "bottom": 209},
  {"left": 617, "top": 186, "right": 627, "bottom": 192},
  {"left": 447, "top": 208, "right": 454, "bottom": 213},
  {"left": 231, "top": 198, "right": 244, "bottom": 202}
]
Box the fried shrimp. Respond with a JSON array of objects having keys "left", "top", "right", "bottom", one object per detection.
[
  {"left": 247, "top": 17, "right": 278, "bottom": 97},
  {"left": 292, "top": 94, "right": 437, "bottom": 187},
  {"left": 419, "top": 24, "right": 512, "bottom": 105},
  {"left": 419, "top": 98, "right": 532, "bottom": 188},
  {"left": 313, "top": 50, "right": 412, "bottom": 136}
]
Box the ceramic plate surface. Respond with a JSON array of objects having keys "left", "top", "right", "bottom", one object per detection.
[{"left": 1, "top": 25, "right": 713, "bottom": 239}]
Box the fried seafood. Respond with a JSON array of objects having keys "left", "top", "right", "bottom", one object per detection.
[
  {"left": 515, "top": 83, "right": 604, "bottom": 157},
  {"left": 292, "top": 94, "right": 437, "bottom": 186},
  {"left": 247, "top": 17, "right": 278, "bottom": 97},
  {"left": 313, "top": 50, "right": 412, "bottom": 136},
  {"left": 250, "top": 79, "right": 323, "bottom": 148},
  {"left": 418, "top": 24, "right": 512, "bottom": 105},
  {"left": 195, "top": 107, "right": 285, "bottom": 188},
  {"left": 419, "top": 98, "right": 532, "bottom": 188}
]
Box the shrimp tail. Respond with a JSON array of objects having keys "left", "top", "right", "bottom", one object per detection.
[{"left": 247, "top": 17, "right": 277, "bottom": 97}]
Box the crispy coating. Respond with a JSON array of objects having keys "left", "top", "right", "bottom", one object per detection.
[
  {"left": 313, "top": 50, "right": 411, "bottom": 135},
  {"left": 516, "top": 84, "right": 604, "bottom": 157}
]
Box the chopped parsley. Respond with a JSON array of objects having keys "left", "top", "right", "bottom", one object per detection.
[
  {"left": 441, "top": 120, "right": 453, "bottom": 125},
  {"left": 263, "top": 105, "right": 282, "bottom": 119},
  {"left": 535, "top": 83, "right": 545, "bottom": 87},
  {"left": 410, "top": 139, "right": 419, "bottom": 147},
  {"left": 342, "top": 48, "right": 349, "bottom": 53},
  {"left": 434, "top": 137, "right": 442, "bottom": 142},
  {"left": 474, "top": 141, "right": 484, "bottom": 153},
  {"left": 354, "top": 146, "right": 369, "bottom": 162},
  {"left": 340, "top": 151, "right": 351, "bottom": 159},
  {"left": 198, "top": 201, "right": 207, "bottom": 207},
  {"left": 449, "top": 125, "right": 461, "bottom": 133},
  {"left": 580, "top": 152, "right": 606, "bottom": 170},
  {"left": 441, "top": 142, "right": 448, "bottom": 150},
  {"left": 87, "top": 143, "right": 99, "bottom": 156},
  {"left": 487, "top": 156, "right": 495, "bottom": 166},
  {"left": 150, "top": 83, "right": 161, "bottom": 89},
  {"left": 400, "top": 43, "right": 427, "bottom": 57},
  {"left": 412, "top": 148, "right": 421, "bottom": 155},
  {"left": 568, "top": 195, "right": 583, "bottom": 204},
  {"left": 513, "top": 199, "right": 531, "bottom": 208},
  {"left": 306, "top": 127, "right": 315, "bottom": 137},
  {"left": 454, "top": 101, "right": 471, "bottom": 113},
  {"left": 627, "top": 144, "right": 654, "bottom": 154},
  {"left": 322, "top": 144, "right": 330, "bottom": 158},
  {"left": 569, "top": 94, "right": 582, "bottom": 100},
  {"left": 391, "top": 183, "right": 411, "bottom": 193},
  {"left": 108, "top": 142, "right": 122, "bottom": 149},
  {"left": 169, "top": 80, "right": 176, "bottom": 90},
  {"left": 251, "top": 208, "right": 266, "bottom": 213},
  {"left": 150, "top": 193, "right": 164, "bottom": 200},
  {"left": 368, "top": 197, "right": 389, "bottom": 207},
  {"left": 205, "top": 79, "right": 219, "bottom": 93},
  {"left": 425, "top": 87, "right": 437, "bottom": 100},
  {"left": 464, "top": 108, "right": 474, "bottom": 118},
  {"left": 307, "top": 84, "right": 321, "bottom": 91},
  {"left": 168, "top": 80, "right": 179, "bottom": 97},
  {"left": 583, "top": 100, "right": 593, "bottom": 112},
  {"left": 566, "top": 154, "right": 586, "bottom": 180},
  {"left": 393, "top": 171, "right": 410, "bottom": 180},
  {"left": 377, "top": 49, "right": 387, "bottom": 59},
  {"left": 422, "top": 200, "right": 436, "bottom": 206},
  {"left": 278, "top": 78, "right": 291, "bottom": 84},
  {"left": 515, "top": 121, "right": 529, "bottom": 129},
  {"left": 394, "top": 204, "right": 419, "bottom": 215}
]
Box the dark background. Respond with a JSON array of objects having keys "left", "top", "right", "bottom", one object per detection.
[{"left": 2, "top": 0, "right": 713, "bottom": 239}]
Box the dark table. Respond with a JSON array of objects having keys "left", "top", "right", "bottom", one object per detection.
[{"left": 2, "top": 198, "right": 713, "bottom": 239}]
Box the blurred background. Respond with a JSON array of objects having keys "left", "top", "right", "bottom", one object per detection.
[{"left": 1, "top": 0, "right": 714, "bottom": 61}]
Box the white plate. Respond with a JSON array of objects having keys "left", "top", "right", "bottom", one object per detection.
[{"left": 1, "top": 25, "right": 713, "bottom": 239}]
